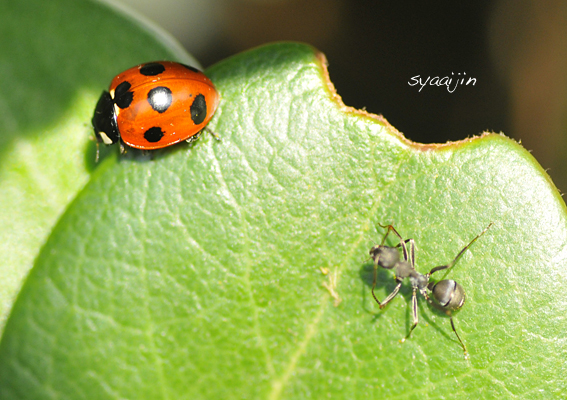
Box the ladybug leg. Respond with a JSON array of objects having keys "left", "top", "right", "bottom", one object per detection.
[
  {"left": 119, "top": 140, "right": 126, "bottom": 154},
  {"left": 186, "top": 127, "right": 221, "bottom": 146},
  {"left": 95, "top": 142, "right": 100, "bottom": 163},
  {"left": 204, "top": 127, "right": 221, "bottom": 141},
  {"left": 186, "top": 132, "right": 203, "bottom": 145}
]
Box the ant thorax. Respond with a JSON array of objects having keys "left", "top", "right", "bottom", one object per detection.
[
  {"left": 408, "top": 272, "right": 429, "bottom": 290},
  {"left": 394, "top": 262, "right": 428, "bottom": 289},
  {"left": 393, "top": 260, "right": 412, "bottom": 279}
]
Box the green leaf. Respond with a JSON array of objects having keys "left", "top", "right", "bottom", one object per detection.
[
  {"left": 2, "top": 2, "right": 567, "bottom": 400},
  {"left": 0, "top": 0, "right": 197, "bottom": 333}
]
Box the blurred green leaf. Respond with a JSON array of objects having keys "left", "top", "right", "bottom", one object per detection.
[{"left": 1, "top": 1, "right": 567, "bottom": 399}]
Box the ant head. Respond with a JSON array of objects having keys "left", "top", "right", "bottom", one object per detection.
[{"left": 370, "top": 245, "right": 400, "bottom": 269}]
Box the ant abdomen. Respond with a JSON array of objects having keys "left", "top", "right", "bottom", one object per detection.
[{"left": 429, "top": 279, "right": 466, "bottom": 311}]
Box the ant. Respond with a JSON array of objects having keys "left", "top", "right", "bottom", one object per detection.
[{"left": 369, "top": 223, "right": 493, "bottom": 357}]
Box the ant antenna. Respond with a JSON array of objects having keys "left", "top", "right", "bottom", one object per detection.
[{"left": 429, "top": 222, "right": 494, "bottom": 277}]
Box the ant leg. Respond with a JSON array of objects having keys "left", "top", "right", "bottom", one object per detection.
[
  {"left": 378, "top": 224, "right": 400, "bottom": 245},
  {"left": 401, "top": 288, "right": 419, "bottom": 343},
  {"left": 407, "top": 238, "right": 415, "bottom": 266},
  {"left": 378, "top": 224, "right": 410, "bottom": 262},
  {"left": 423, "top": 289, "right": 468, "bottom": 357},
  {"left": 395, "top": 238, "right": 415, "bottom": 266},
  {"left": 429, "top": 223, "right": 493, "bottom": 276},
  {"left": 450, "top": 316, "right": 468, "bottom": 358},
  {"left": 371, "top": 260, "right": 380, "bottom": 304},
  {"left": 372, "top": 280, "right": 402, "bottom": 309}
]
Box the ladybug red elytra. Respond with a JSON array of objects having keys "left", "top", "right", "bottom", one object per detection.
[{"left": 92, "top": 61, "right": 219, "bottom": 155}]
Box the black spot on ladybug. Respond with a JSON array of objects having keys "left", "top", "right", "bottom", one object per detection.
[
  {"left": 140, "top": 62, "right": 166, "bottom": 76},
  {"left": 190, "top": 94, "right": 207, "bottom": 125},
  {"left": 181, "top": 63, "right": 200, "bottom": 73},
  {"left": 144, "top": 127, "right": 165, "bottom": 143},
  {"left": 114, "top": 81, "right": 131, "bottom": 98},
  {"left": 114, "top": 81, "right": 133, "bottom": 109},
  {"left": 147, "top": 86, "right": 173, "bottom": 113}
]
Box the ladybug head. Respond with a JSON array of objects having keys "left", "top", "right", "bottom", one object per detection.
[{"left": 92, "top": 91, "right": 120, "bottom": 145}]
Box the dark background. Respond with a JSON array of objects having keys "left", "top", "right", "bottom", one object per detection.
[{"left": 118, "top": 0, "right": 567, "bottom": 193}]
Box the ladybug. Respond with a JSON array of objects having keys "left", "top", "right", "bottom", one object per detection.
[{"left": 92, "top": 61, "right": 219, "bottom": 155}]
